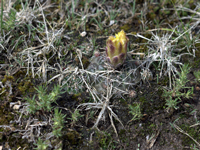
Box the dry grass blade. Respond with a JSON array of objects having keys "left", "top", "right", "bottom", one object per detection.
[
  {"left": 80, "top": 72, "right": 97, "bottom": 103},
  {"left": 173, "top": 124, "right": 200, "bottom": 148},
  {"left": 190, "top": 123, "right": 200, "bottom": 128},
  {"left": 136, "top": 23, "right": 197, "bottom": 88},
  {"left": 77, "top": 73, "right": 124, "bottom": 136},
  {"left": 146, "top": 131, "right": 160, "bottom": 149}
]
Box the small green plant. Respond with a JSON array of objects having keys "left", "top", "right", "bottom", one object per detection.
[
  {"left": 194, "top": 70, "right": 200, "bottom": 83},
  {"left": 165, "top": 97, "right": 180, "bottom": 110},
  {"left": 109, "top": 10, "right": 118, "bottom": 21},
  {"left": 52, "top": 108, "right": 66, "bottom": 138},
  {"left": 68, "top": 109, "right": 83, "bottom": 126},
  {"left": 65, "top": 17, "right": 72, "bottom": 29},
  {"left": 90, "top": 17, "right": 103, "bottom": 30},
  {"left": 25, "top": 84, "right": 63, "bottom": 113},
  {"left": 3, "top": 9, "right": 16, "bottom": 31},
  {"left": 163, "top": 64, "right": 193, "bottom": 111},
  {"left": 25, "top": 95, "right": 38, "bottom": 114},
  {"left": 128, "top": 103, "right": 142, "bottom": 122},
  {"left": 132, "top": 0, "right": 136, "bottom": 16},
  {"left": 99, "top": 132, "right": 113, "bottom": 150},
  {"left": 34, "top": 138, "right": 48, "bottom": 150},
  {"left": 172, "top": 64, "right": 193, "bottom": 99}
]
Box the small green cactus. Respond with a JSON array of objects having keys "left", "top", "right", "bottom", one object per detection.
[{"left": 106, "top": 30, "right": 129, "bottom": 68}]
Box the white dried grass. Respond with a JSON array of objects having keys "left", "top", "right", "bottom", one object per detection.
[{"left": 136, "top": 21, "right": 198, "bottom": 88}]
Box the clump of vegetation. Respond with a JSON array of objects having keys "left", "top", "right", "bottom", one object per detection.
[
  {"left": 34, "top": 138, "right": 48, "bottom": 150},
  {"left": 25, "top": 84, "right": 63, "bottom": 113},
  {"left": 3, "top": 9, "right": 16, "bottom": 31},
  {"left": 52, "top": 108, "right": 66, "bottom": 138},
  {"left": 194, "top": 70, "right": 200, "bottom": 83},
  {"left": 128, "top": 103, "right": 142, "bottom": 123},
  {"left": 137, "top": 28, "right": 195, "bottom": 88},
  {"left": 162, "top": 64, "right": 193, "bottom": 111},
  {"left": 68, "top": 109, "right": 83, "bottom": 126}
]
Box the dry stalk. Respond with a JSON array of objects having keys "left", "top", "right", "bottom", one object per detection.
[
  {"left": 173, "top": 124, "right": 200, "bottom": 148},
  {"left": 77, "top": 73, "right": 124, "bottom": 137}
]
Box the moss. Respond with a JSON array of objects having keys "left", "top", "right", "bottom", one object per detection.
[
  {"left": 93, "top": 131, "right": 117, "bottom": 149},
  {"left": 139, "top": 96, "right": 146, "bottom": 104},
  {"left": 0, "top": 87, "right": 6, "bottom": 98},
  {"left": 71, "top": 93, "right": 81, "bottom": 101},
  {"left": 180, "top": 124, "right": 200, "bottom": 146},
  {"left": 81, "top": 56, "right": 90, "bottom": 68},
  {"left": 120, "top": 24, "right": 132, "bottom": 32},
  {"left": 65, "top": 130, "right": 82, "bottom": 145},
  {"left": 2, "top": 75, "right": 14, "bottom": 84},
  {"left": 119, "top": 129, "right": 126, "bottom": 136},
  {"left": 188, "top": 0, "right": 194, "bottom": 4},
  {"left": 0, "top": 105, "right": 14, "bottom": 125},
  {"left": 157, "top": 88, "right": 163, "bottom": 96},
  {"left": 158, "top": 76, "right": 169, "bottom": 86},
  {"left": 17, "top": 79, "right": 34, "bottom": 95},
  {"left": 136, "top": 122, "right": 157, "bottom": 137},
  {"left": 13, "top": 0, "right": 22, "bottom": 11}
]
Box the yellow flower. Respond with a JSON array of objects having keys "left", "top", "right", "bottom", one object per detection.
[{"left": 106, "top": 30, "right": 129, "bottom": 68}]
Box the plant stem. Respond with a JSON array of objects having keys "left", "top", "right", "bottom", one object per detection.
[{"left": 1, "top": 0, "right": 3, "bottom": 36}]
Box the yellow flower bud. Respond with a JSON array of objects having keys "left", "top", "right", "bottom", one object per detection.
[{"left": 106, "top": 30, "right": 129, "bottom": 68}]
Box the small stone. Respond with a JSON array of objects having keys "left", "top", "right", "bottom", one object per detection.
[
  {"left": 80, "top": 31, "right": 87, "bottom": 37},
  {"left": 94, "top": 51, "right": 100, "bottom": 57},
  {"left": 13, "top": 105, "right": 21, "bottom": 110},
  {"left": 109, "top": 20, "right": 115, "bottom": 26},
  {"left": 195, "top": 86, "right": 200, "bottom": 91}
]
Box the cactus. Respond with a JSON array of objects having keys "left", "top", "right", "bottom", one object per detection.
[
  {"left": 106, "top": 30, "right": 129, "bottom": 68},
  {"left": 86, "top": 52, "right": 141, "bottom": 97},
  {"left": 84, "top": 30, "right": 140, "bottom": 98}
]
